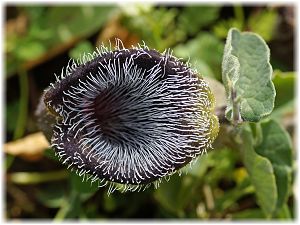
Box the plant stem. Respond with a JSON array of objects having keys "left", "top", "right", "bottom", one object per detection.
[
  {"left": 13, "top": 68, "right": 29, "bottom": 140},
  {"left": 231, "top": 89, "right": 242, "bottom": 125},
  {"left": 54, "top": 190, "right": 80, "bottom": 221}
]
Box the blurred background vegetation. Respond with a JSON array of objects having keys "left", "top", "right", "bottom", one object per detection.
[{"left": 4, "top": 3, "right": 295, "bottom": 220}]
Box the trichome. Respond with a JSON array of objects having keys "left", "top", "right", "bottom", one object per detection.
[{"left": 38, "top": 40, "right": 219, "bottom": 193}]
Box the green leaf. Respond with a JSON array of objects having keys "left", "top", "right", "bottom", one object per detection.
[
  {"left": 255, "top": 120, "right": 293, "bottom": 212},
  {"left": 272, "top": 70, "right": 295, "bottom": 109},
  {"left": 276, "top": 204, "right": 292, "bottom": 219},
  {"left": 222, "top": 28, "right": 276, "bottom": 122},
  {"left": 240, "top": 124, "right": 277, "bottom": 217},
  {"left": 232, "top": 208, "right": 265, "bottom": 219}
]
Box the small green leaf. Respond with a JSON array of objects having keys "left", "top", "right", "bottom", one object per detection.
[
  {"left": 255, "top": 120, "right": 293, "bottom": 212},
  {"left": 272, "top": 70, "right": 295, "bottom": 109},
  {"left": 222, "top": 28, "right": 276, "bottom": 123},
  {"left": 240, "top": 124, "right": 277, "bottom": 217}
]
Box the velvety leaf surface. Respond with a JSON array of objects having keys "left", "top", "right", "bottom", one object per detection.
[
  {"left": 222, "top": 28, "right": 276, "bottom": 122},
  {"left": 255, "top": 120, "right": 293, "bottom": 212},
  {"left": 240, "top": 124, "right": 277, "bottom": 217}
]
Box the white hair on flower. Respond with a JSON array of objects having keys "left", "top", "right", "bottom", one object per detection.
[{"left": 43, "top": 39, "right": 219, "bottom": 194}]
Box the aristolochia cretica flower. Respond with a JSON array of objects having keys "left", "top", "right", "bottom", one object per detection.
[{"left": 39, "top": 40, "right": 219, "bottom": 193}]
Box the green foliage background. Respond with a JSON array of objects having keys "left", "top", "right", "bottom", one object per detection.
[{"left": 5, "top": 4, "right": 295, "bottom": 220}]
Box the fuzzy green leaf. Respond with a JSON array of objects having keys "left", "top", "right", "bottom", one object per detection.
[
  {"left": 240, "top": 124, "right": 277, "bottom": 217},
  {"left": 255, "top": 120, "right": 293, "bottom": 212},
  {"left": 222, "top": 28, "right": 276, "bottom": 122}
]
